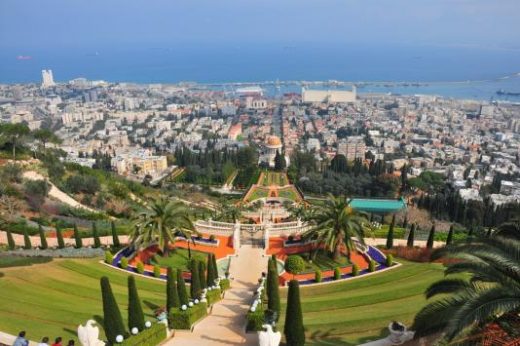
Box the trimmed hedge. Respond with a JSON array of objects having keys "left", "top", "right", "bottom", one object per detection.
[
  {"left": 352, "top": 264, "right": 359, "bottom": 276},
  {"left": 169, "top": 302, "right": 208, "bottom": 329},
  {"left": 119, "top": 322, "right": 167, "bottom": 346},
  {"left": 105, "top": 251, "right": 114, "bottom": 264},
  {"left": 246, "top": 308, "right": 265, "bottom": 332},
  {"left": 136, "top": 261, "right": 144, "bottom": 274},
  {"left": 333, "top": 267, "right": 341, "bottom": 280},
  {"left": 386, "top": 254, "right": 394, "bottom": 267},
  {"left": 153, "top": 265, "right": 161, "bottom": 278},
  {"left": 120, "top": 257, "right": 129, "bottom": 269},
  {"left": 369, "top": 260, "right": 376, "bottom": 272},
  {"left": 219, "top": 278, "right": 231, "bottom": 291},
  {"left": 314, "top": 270, "right": 322, "bottom": 283},
  {"left": 206, "top": 288, "right": 222, "bottom": 306}
]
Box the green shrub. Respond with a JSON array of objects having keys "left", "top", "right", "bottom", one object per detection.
[
  {"left": 351, "top": 264, "right": 359, "bottom": 276},
  {"left": 111, "top": 221, "right": 120, "bottom": 248},
  {"left": 153, "top": 265, "right": 161, "bottom": 278},
  {"left": 284, "top": 255, "right": 305, "bottom": 276},
  {"left": 120, "top": 257, "right": 129, "bottom": 269},
  {"left": 198, "top": 261, "right": 207, "bottom": 289},
  {"left": 407, "top": 223, "right": 415, "bottom": 248},
  {"left": 23, "top": 229, "right": 32, "bottom": 250},
  {"left": 136, "top": 261, "right": 145, "bottom": 274},
  {"left": 100, "top": 276, "right": 127, "bottom": 344},
  {"left": 314, "top": 270, "right": 322, "bottom": 283},
  {"left": 92, "top": 222, "right": 101, "bottom": 248},
  {"left": 127, "top": 276, "right": 145, "bottom": 332},
  {"left": 386, "top": 254, "right": 394, "bottom": 267},
  {"left": 246, "top": 308, "right": 265, "bottom": 332},
  {"left": 386, "top": 215, "right": 395, "bottom": 249},
  {"left": 333, "top": 267, "right": 341, "bottom": 280},
  {"left": 73, "top": 223, "right": 82, "bottom": 249},
  {"left": 219, "top": 278, "right": 230, "bottom": 291},
  {"left": 369, "top": 260, "right": 376, "bottom": 272},
  {"left": 0, "top": 256, "right": 52, "bottom": 268},
  {"left": 166, "top": 267, "right": 180, "bottom": 312},
  {"left": 38, "top": 224, "right": 48, "bottom": 250},
  {"left": 105, "top": 251, "right": 114, "bottom": 264},
  {"left": 426, "top": 225, "right": 435, "bottom": 249},
  {"left": 190, "top": 259, "right": 201, "bottom": 299},
  {"left": 119, "top": 323, "right": 167, "bottom": 346},
  {"left": 6, "top": 228, "right": 16, "bottom": 250},
  {"left": 169, "top": 302, "right": 208, "bottom": 329},
  {"left": 206, "top": 288, "right": 222, "bottom": 305},
  {"left": 284, "top": 280, "right": 305, "bottom": 345},
  {"left": 177, "top": 269, "right": 189, "bottom": 306}
]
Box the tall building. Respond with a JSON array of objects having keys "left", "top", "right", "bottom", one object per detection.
[
  {"left": 338, "top": 136, "right": 366, "bottom": 161},
  {"left": 41, "top": 69, "right": 55, "bottom": 88}
]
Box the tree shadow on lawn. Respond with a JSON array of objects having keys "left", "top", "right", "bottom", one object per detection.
[{"left": 307, "top": 326, "right": 388, "bottom": 346}]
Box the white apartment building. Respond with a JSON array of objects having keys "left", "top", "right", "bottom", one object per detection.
[
  {"left": 41, "top": 69, "right": 55, "bottom": 88},
  {"left": 337, "top": 136, "right": 366, "bottom": 161}
]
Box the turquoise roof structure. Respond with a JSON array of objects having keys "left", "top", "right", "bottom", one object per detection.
[{"left": 348, "top": 197, "right": 407, "bottom": 214}]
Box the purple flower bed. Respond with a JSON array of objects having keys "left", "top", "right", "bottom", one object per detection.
[{"left": 367, "top": 246, "right": 387, "bottom": 264}]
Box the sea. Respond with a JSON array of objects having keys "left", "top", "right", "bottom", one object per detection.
[{"left": 1, "top": 42, "right": 520, "bottom": 101}]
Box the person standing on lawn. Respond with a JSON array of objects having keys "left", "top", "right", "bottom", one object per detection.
[{"left": 12, "top": 331, "right": 28, "bottom": 346}]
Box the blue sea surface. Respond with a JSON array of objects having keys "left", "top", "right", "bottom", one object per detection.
[{"left": 1, "top": 43, "right": 519, "bottom": 100}]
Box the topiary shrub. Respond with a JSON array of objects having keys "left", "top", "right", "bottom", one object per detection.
[
  {"left": 333, "top": 267, "right": 341, "bottom": 280},
  {"left": 119, "top": 322, "right": 166, "bottom": 346},
  {"left": 426, "top": 225, "right": 435, "bottom": 249},
  {"left": 111, "top": 221, "right": 120, "bottom": 248},
  {"left": 190, "top": 259, "right": 201, "bottom": 299},
  {"left": 369, "top": 260, "right": 376, "bottom": 272},
  {"left": 120, "top": 257, "right": 129, "bottom": 269},
  {"left": 100, "top": 276, "right": 127, "bottom": 344},
  {"left": 219, "top": 278, "right": 230, "bottom": 291},
  {"left": 105, "top": 251, "right": 114, "bottom": 264},
  {"left": 284, "top": 255, "right": 305, "bottom": 277},
  {"left": 23, "top": 229, "right": 32, "bottom": 250},
  {"left": 284, "top": 280, "right": 305, "bottom": 345},
  {"left": 136, "top": 261, "right": 145, "bottom": 274},
  {"left": 38, "top": 224, "right": 48, "bottom": 250},
  {"left": 56, "top": 225, "right": 65, "bottom": 249},
  {"left": 73, "top": 223, "right": 82, "bottom": 249},
  {"left": 209, "top": 234, "right": 216, "bottom": 242},
  {"left": 385, "top": 254, "right": 394, "bottom": 267},
  {"left": 153, "top": 265, "right": 161, "bottom": 278},
  {"left": 166, "top": 267, "right": 180, "bottom": 312},
  {"left": 92, "top": 222, "right": 101, "bottom": 248},
  {"left": 206, "top": 288, "right": 222, "bottom": 306},
  {"left": 351, "top": 264, "right": 359, "bottom": 276},
  {"left": 246, "top": 308, "right": 265, "bottom": 332},
  {"left": 177, "top": 269, "right": 189, "bottom": 306},
  {"left": 6, "top": 228, "right": 16, "bottom": 250},
  {"left": 127, "top": 276, "right": 145, "bottom": 332},
  {"left": 168, "top": 302, "right": 207, "bottom": 329},
  {"left": 314, "top": 270, "right": 322, "bottom": 283}
]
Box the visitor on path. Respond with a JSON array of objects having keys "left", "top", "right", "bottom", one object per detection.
[
  {"left": 66, "top": 341, "right": 74, "bottom": 346},
  {"left": 12, "top": 331, "right": 28, "bottom": 346},
  {"left": 51, "top": 337, "right": 62, "bottom": 346},
  {"left": 37, "top": 337, "right": 50, "bottom": 346}
]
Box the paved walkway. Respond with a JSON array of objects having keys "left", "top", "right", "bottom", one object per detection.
[{"left": 166, "top": 245, "right": 268, "bottom": 346}]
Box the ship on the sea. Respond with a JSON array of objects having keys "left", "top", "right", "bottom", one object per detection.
[{"left": 497, "top": 89, "right": 520, "bottom": 96}]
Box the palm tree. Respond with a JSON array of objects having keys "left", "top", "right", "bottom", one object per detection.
[
  {"left": 494, "top": 217, "right": 520, "bottom": 240},
  {"left": 412, "top": 236, "right": 520, "bottom": 342},
  {"left": 303, "top": 194, "right": 367, "bottom": 260},
  {"left": 130, "top": 199, "right": 197, "bottom": 256}
]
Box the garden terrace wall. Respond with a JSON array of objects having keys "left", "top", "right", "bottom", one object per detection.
[
  {"left": 119, "top": 322, "right": 167, "bottom": 346},
  {"left": 169, "top": 302, "right": 208, "bottom": 329}
]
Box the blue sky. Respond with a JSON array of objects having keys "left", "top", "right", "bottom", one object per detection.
[{"left": 1, "top": 0, "right": 519, "bottom": 49}]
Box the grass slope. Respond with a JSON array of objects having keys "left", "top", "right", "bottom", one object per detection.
[
  {"left": 278, "top": 260, "right": 445, "bottom": 345},
  {"left": 0, "top": 259, "right": 165, "bottom": 343}
]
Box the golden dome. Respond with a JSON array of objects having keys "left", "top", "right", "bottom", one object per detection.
[{"left": 266, "top": 135, "right": 282, "bottom": 147}]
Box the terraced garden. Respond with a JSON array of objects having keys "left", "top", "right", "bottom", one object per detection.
[
  {"left": 0, "top": 258, "right": 165, "bottom": 343},
  {"left": 260, "top": 171, "right": 289, "bottom": 186},
  {"left": 277, "top": 260, "right": 445, "bottom": 345}
]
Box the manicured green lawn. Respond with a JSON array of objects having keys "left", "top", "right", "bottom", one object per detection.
[
  {"left": 0, "top": 258, "right": 165, "bottom": 343},
  {"left": 295, "top": 250, "right": 350, "bottom": 273},
  {"left": 151, "top": 248, "right": 208, "bottom": 270},
  {"left": 278, "top": 260, "right": 445, "bottom": 345}
]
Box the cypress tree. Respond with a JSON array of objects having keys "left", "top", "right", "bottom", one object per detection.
[
  {"left": 100, "top": 276, "right": 126, "bottom": 344},
  {"left": 211, "top": 253, "right": 219, "bottom": 283},
  {"left": 73, "top": 223, "right": 82, "bottom": 248},
  {"left": 407, "top": 223, "right": 415, "bottom": 248},
  {"left": 127, "top": 276, "right": 145, "bottom": 332},
  {"left": 38, "top": 224, "right": 48, "bottom": 250},
  {"left": 206, "top": 253, "right": 215, "bottom": 287},
  {"left": 386, "top": 215, "right": 395, "bottom": 249},
  {"left": 198, "top": 261, "right": 207, "bottom": 289},
  {"left": 284, "top": 280, "right": 305, "bottom": 346},
  {"left": 56, "top": 225, "right": 65, "bottom": 249},
  {"left": 267, "top": 259, "right": 280, "bottom": 316},
  {"left": 111, "top": 221, "right": 120, "bottom": 248},
  {"left": 446, "top": 225, "right": 454, "bottom": 246},
  {"left": 176, "top": 269, "right": 189, "bottom": 305},
  {"left": 6, "top": 228, "right": 15, "bottom": 250},
  {"left": 92, "top": 222, "right": 101, "bottom": 248},
  {"left": 402, "top": 215, "right": 408, "bottom": 229},
  {"left": 166, "top": 267, "right": 180, "bottom": 312},
  {"left": 426, "top": 225, "right": 436, "bottom": 249},
  {"left": 23, "top": 229, "right": 31, "bottom": 250},
  {"left": 190, "top": 259, "right": 201, "bottom": 299}
]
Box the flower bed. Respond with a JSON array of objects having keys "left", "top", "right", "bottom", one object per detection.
[
  {"left": 119, "top": 322, "right": 167, "bottom": 346},
  {"left": 169, "top": 301, "right": 208, "bottom": 329}
]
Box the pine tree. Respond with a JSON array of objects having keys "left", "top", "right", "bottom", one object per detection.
[
  {"left": 166, "top": 267, "right": 180, "bottom": 312},
  {"left": 23, "top": 229, "right": 31, "bottom": 250},
  {"left": 100, "top": 276, "right": 126, "bottom": 344},
  {"left": 198, "top": 261, "right": 207, "bottom": 289},
  {"left": 190, "top": 259, "right": 201, "bottom": 299},
  {"left": 73, "top": 223, "right": 82, "bottom": 248},
  {"left": 446, "top": 225, "right": 454, "bottom": 246},
  {"left": 92, "top": 222, "right": 101, "bottom": 248},
  {"left": 127, "top": 276, "right": 145, "bottom": 332},
  {"left": 111, "top": 221, "right": 120, "bottom": 248},
  {"left": 426, "top": 224, "right": 436, "bottom": 249},
  {"left": 6, "top": 228, "right": 15, "bottom": 250},
  {"left": 177, "top": 269, "right": 189, "bottom": 305},
  {"left": 267, "top": 259, "right": 281, "bottom": 317},
  {"left": 407, "top": 223, "right": 415, "bottom": 248},
  {"left": 284, "top": 280, "right": 305, "bottom": 346},
  {"left": 206, "top": 253, "right": 215, "bottom": 287},
  {"left": 56, "top": 225, "right": 65, "bottom": 249},
  {"left": 386, "top": 215, "right": 395, "bottom": 249},
  {"left": 38, "top": 224, "right": 48, "bottom": 250}
]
